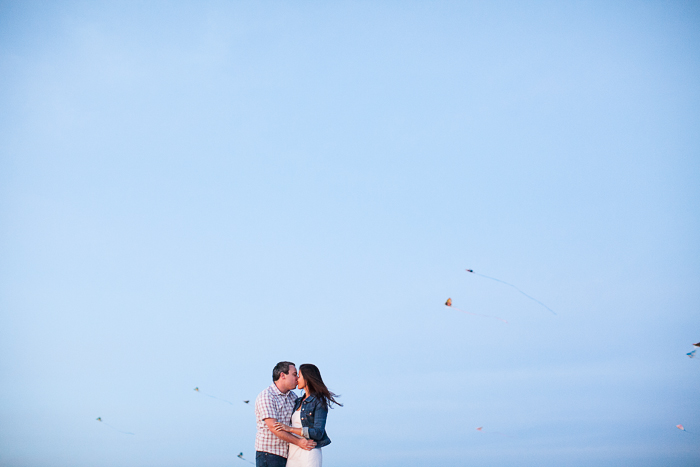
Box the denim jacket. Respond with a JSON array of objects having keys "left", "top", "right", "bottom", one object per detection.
[{"left": 293, "top": 394, "right": 331, "bottom": 448}]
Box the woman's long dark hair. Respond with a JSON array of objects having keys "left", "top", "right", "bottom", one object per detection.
[{"left": 299, "top": 364, "right": 342, "bottom": 409}]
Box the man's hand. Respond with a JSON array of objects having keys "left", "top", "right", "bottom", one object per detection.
[{"left": 294, "top": 438, "right": 316, "bottom": 451}]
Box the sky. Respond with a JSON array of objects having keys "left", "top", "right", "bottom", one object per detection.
[{"left": 1, "top": 1, "right": 699, "bottom": 466}]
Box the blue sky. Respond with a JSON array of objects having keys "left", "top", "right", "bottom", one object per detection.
[{"left": 1, "top": 1, "right": 699, "bottom": 466}]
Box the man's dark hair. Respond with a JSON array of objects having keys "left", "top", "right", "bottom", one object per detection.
[{"left": 272, "top": 361, "right": 295, "bottom": 382}]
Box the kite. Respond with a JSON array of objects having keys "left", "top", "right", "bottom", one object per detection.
[
  {"left": 694, "top": 342, "right": 700, "bottom": 347},
  {"left": 96, "top": 417, "right": 134, "bottom": 435},
  {"left": 466, "top": 269, "right": 556, "bottom": 315},
  {"left": 237, "top": 452, "right": 254, "bottom": 465},
  {"left": 676, "top": 424, "right": 688, "bottom": 432},
  {"left": 243, "top": 400, "right": 250, "bottom": 404},
  {"left": 194, "top": 387, "right": 235, "bottom": 405},
  {"left": 445, "top": 298, "right": 508, "bottom": 324},
  {"left": 687, "top": 350, "right": 696, "bottom": 359}
]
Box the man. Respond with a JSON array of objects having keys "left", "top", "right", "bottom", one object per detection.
[{"left": 255, "top": 361, "right": 316, "bottom": 467}]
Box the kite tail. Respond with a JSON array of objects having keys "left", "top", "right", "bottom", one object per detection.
[
  {"left": 103, "top": 423, "right": 134, "bottom": 435},
  {"left": 201, "top": 392, "right": 234, "bottom": 405},
  {"left": 447, "top": 305, "right": 508, "bottom": 324},
  {"left": 474, "top": 273, "right": 557, "bottom": 315},
  {"left": 476, "top": 427, "right": 514, "bottom": 438}
]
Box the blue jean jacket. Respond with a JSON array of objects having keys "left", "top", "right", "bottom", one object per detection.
[{"left": 293, "top": 394, "right": 331, "bottom": 448}]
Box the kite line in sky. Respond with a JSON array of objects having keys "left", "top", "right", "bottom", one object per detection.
[
  {"left": 194, "top": 387, "right": 250, "bottom": 405},
  {"left": 476, "top": 426, "right": 512, "bottom": 437},
  {"left": 194, "top": 387, "right": 237, "bottom": 405},
  {"left": 445, "top": 298, "right": 508, "bottom": 324},
  {"left": 466, "top": 269, "right": 556, "bottom": 315},
  {"left": 95, "top": 417, "right": 134, "bottom": 435}
]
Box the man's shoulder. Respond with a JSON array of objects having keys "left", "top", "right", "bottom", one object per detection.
[
  {"left": 256, "top": 384, "right": 275, "bottom": 401},
  {"left": 255, "top": 384, "right": 297, "bottom": 402}
]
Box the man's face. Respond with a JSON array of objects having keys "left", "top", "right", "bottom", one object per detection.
[{"left": 280, "top": 365, "right": 298, "bottom": 392}]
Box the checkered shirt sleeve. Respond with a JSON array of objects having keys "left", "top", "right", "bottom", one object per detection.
[{"left": 254, "top": 384, "right": 298, "bottom": 457}]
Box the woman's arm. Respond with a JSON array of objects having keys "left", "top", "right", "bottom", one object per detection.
[
  {"left": 266, "top": 419, "right": 316, "bottom": 450},
  {"left": 302, "top": 404, "right": 328, "bottom": 441},
  {"left": 273, "top": 421, "right": 303, "bottom": 437}
]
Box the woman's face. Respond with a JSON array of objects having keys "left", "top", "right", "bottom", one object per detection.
[{"left": 297, "top": 370, "right": 307, "bottom": 390}]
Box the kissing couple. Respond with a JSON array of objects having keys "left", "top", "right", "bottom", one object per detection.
[{"left": 254, "top": 362, "right": 342, "bottom": 467}]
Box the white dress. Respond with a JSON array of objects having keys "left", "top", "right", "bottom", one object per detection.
[{"left": 286, "top": 409, "right": 322, "bottom": 467}]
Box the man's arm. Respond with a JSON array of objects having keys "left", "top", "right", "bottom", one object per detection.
[{"left": 263, "top": 418, "right": 316, "bottom": 451}]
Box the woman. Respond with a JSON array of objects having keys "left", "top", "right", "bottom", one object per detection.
[{"left": 274, "top": 363, "right": 342, "bottom": 467}]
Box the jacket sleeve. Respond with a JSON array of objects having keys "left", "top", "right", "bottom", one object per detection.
[{"left": 302, "top": 403, "right": 328, "bottom": 441}]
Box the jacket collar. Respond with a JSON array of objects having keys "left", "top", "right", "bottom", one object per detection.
[{"left": 301, "top": 393, "right": 317, "bottom": 403}]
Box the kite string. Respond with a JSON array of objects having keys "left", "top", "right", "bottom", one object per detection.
[
  {"left": 448, "top": 305, "right": 508, "bottom": 324},
  {"left": 102, "top": 422, "right": 134, "bottom": 435},
  {"left": 473, "top": 273, "right": 557, "bottom": 315},
  {"left": 476, "top": 427, "right": 513, "bottom": 438},
  {"left": 197, "top": 390, "right": 234, "bottom": 405}
]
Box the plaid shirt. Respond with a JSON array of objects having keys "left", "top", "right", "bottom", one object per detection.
[{"left": 255, "top": 383, "right": 298, "bottom": 457}]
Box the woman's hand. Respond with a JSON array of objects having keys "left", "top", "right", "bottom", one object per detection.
[{"left": 273, "top": 422, "right": 291, "bottom": 432}]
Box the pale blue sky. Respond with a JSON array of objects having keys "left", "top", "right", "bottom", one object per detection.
[{"left": 1, "top": 1, "right": 699, "bottom": 466}]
